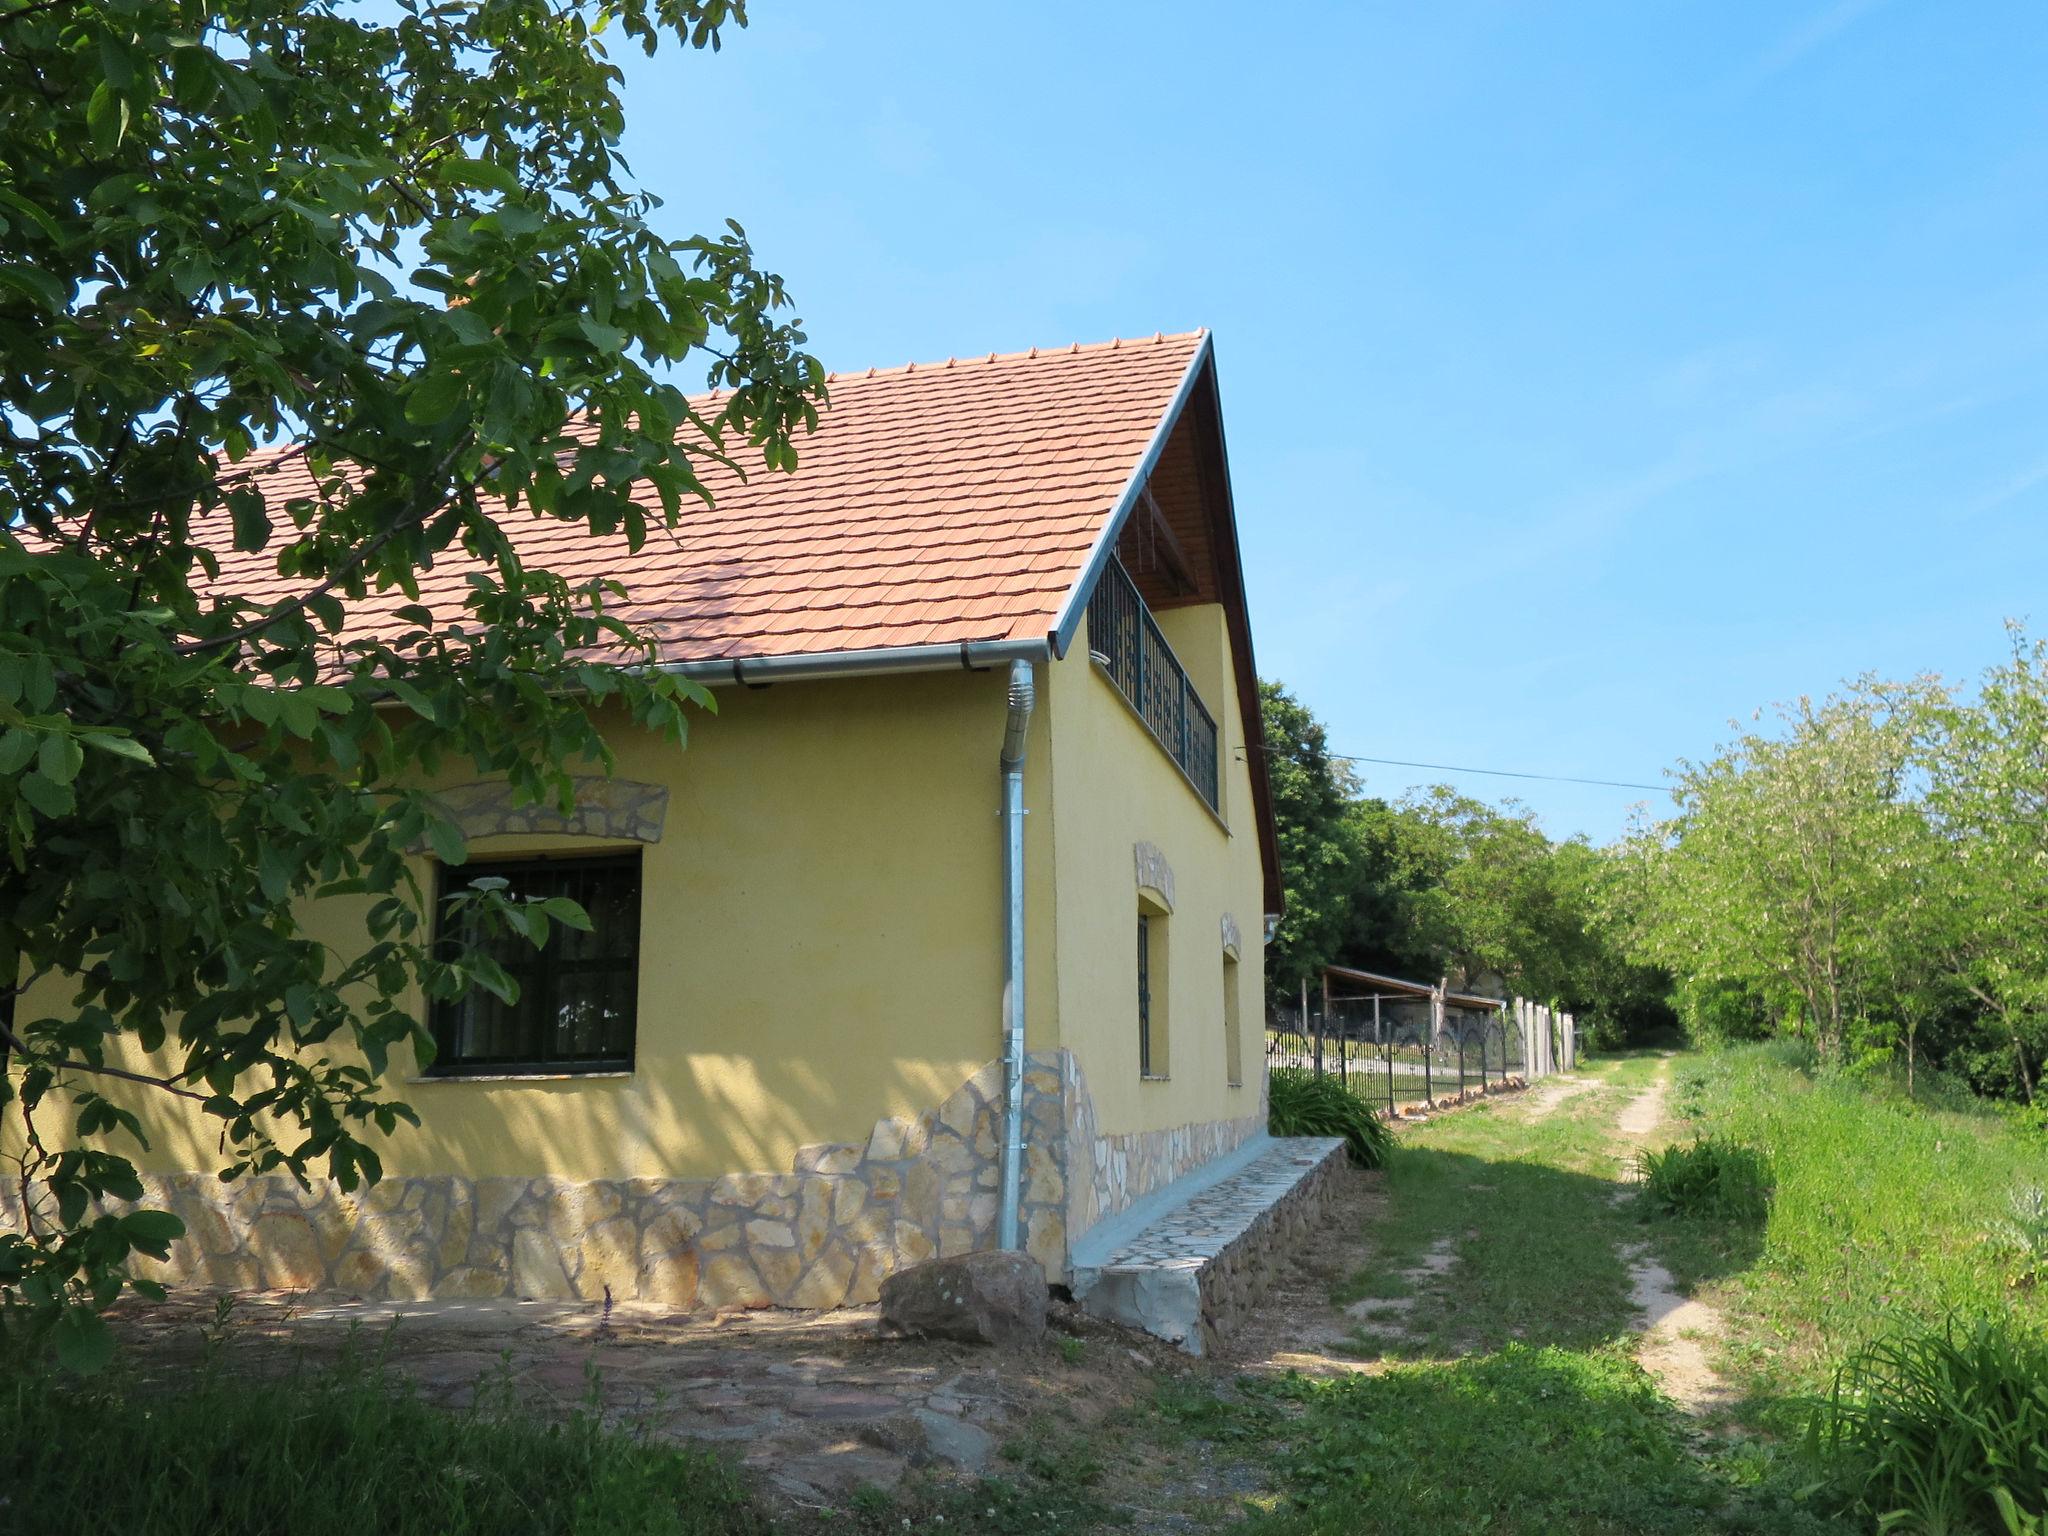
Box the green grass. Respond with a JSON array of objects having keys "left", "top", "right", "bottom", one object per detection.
[
  {"left": 1, "top": 1340, "right": 770, "bottom": 1536},
  {"left": 1665, "top": 1045, "right": 2048, "bottom": 1411},
  {"left": 1224, "top": 1348, "right": 1837, "bottom": 1536},
  {"left": 1327, "top": 1058, "right": 1655, "bottom": 1359}
]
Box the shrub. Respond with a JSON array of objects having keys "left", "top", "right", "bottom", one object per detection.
[
  {"left": 2002, "top": 1102, "right": 2048, "bottom": 1145},
  {"left": 1806, "top": 1316, "right": 2048, "bottom": 1535},
  {"left": 1990, "top": 1187, "right": 2048, "bottom": 1290},
  {"left": 1269, "top": 1068, "right": 1394, "bottom": 1168},
  {"left": 1635, "top": 1136, "right": 1771, "bottom": 1222}
]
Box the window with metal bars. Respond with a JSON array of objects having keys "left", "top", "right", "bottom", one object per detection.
[
  {"left": 1137, "top": 906, "right": 1169, "bottom": 1078},
  {"left": 1086, "top": 555, "right": 1220, "bottom": 810},
  {"left": 1138, "top": 913, "right": 1153, "bottom": 1077},
  {"left": 428, "top": 852, "right": 641, "bottom": 1075}
]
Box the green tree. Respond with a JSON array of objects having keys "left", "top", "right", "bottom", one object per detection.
[
  {"left": 1918, "top": 627, "right": 2048, "bottom": 1102},
  {"left": 1629, "top": 685, "right": 1935, "bottom": 1062},
  {"left": 1, "top": 0, "right": 822, "bottom": 1365},
  {"left": 1259, "top": 680, "right": 1367, "bottom": 1004}
]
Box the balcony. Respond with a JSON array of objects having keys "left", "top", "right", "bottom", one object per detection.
[{"left": 1086, "top": 555, "right": 1220, "bottom": 810}]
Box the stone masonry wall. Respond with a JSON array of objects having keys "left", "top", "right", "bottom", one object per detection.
[
  {"left": 3, "top": 1048, "right": 1264, "bottom": 1310},
  {"left": 1193, "top": 1142, "right": 1347, "bottom": 1353},
  {"left": 1057, "top": 1050, "right": 1266, "bottom": 1251}
]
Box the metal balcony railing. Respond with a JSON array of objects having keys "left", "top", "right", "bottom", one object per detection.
[{"left": 1086, "top": 556, "right": 1220, "bottom": 810}]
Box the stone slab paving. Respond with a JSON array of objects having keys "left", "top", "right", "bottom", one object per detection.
[
  {"left": 1071, "top": 1135, "right": 1347, "bottom": 1356},
  {"left": 106, "top": 1289, "right": 1160, "bottom": 1512}
]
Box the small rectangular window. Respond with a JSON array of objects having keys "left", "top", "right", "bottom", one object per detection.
[
  {"left": 1137, "top": 904, "right": 1170, "bottom": 1078},
  {"left": 1138, "top": 914, "right": 1154, "bottom": 1077},
  {"left": 429, "top": 852, "right": 641, "bottom": 1076}
]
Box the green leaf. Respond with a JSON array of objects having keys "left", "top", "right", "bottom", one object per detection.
[
  {"left": 18, "top": 770, "right": 73, "bottom": 818},
  {"left": 491, "top": 204, "right": 545, "bottom": 238},
  {"left": 53, "top": 1307, "right": 114, "bottom": 1375},
  {"left": 80, "top": 731, "right": 155, "bottom": 765},
  {"left": 538, "top": 895, "right": 593, "bottom": 931},
  {"left": 442, "top": 156, "right": 521, "bottom": 194},
  {"left": 404, "top": 369, "right": 466, "bottom": 425},
  {"left": 427, "top": 817, "right": 466, "bottom": 866},
  {"left": 0, "top": 729, "right": 35, "bottom": 774},
  {"left": 120, "top": 1209, "right": 186, "bottom": 1257},
  {"left": 227, "top": 488, "right": 272, "bottom": 553},
  {"left": 38, "top": 732, "right": 84, "bottom": 786},
  {"left": 85, "top": 81, "right": 130, "bottom": 155},
  {"left": 0, "top": 264, "right": 67, "bottom": 313}
]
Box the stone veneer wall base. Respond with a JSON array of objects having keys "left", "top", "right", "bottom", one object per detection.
[{"left": 2, "top": 1050, "right": 1267, "bottom": 1313}]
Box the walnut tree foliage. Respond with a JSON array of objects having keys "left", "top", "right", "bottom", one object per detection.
[{"left": 0, "top": 0, "right": 823, "bottom": 1368}]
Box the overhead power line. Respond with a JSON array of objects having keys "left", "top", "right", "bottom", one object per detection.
[
  {"left": 1251, "top": 745, "right": 1667, "bottom": 793},
  {"left": 1318, "top": 753, "right": 1671, "bottom": 794}
]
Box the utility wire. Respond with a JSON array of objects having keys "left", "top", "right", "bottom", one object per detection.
[
  {"left": 1327, "top": 753, "right": 1662, "bottom": 794},
  {"left": 1252, "top": 744, "right": 1666, "bottom": 794}
]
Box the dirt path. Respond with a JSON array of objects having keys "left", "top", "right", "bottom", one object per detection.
[
  {"left": 1520, "top": 1071, "right": 1599, "bottom": 1121},
  {"left": 1613, "top": 1060, "right": 1733, "bottom": 1416}
]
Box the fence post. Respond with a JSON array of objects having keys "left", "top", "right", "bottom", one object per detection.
[
  {"left": 1457, "top": 1026, "right": 1466, "bottom": 1098},
  {"left": 1376, "top": 994, "right": 1392, "bottom": 1116}
]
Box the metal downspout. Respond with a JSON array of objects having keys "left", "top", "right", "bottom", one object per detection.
[{"left": 996, "top": 659, "right": 1035, "bottom": 1252}]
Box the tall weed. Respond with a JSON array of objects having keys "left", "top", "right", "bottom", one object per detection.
[
  {"left": 1806, "top": 1316, "right": 2048, "bottom": 1535},
  {"left": 1636, "top": 1137, "right": 1772, "bottom": 1222}
]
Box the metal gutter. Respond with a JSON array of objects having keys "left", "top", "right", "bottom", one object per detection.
[
  {"left": 658, "top": 636, "right": 1050, "bottom": 686},
  {"left": 1047, "top": 331, "right": 1215, "bottom": 660},
  {"left": 995, "top": 660, "right": 1036, "bottom": 1252}
]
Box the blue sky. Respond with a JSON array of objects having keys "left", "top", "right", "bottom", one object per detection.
[{"left": 616, "top": 1, "right": 2048, "bottom": 842}]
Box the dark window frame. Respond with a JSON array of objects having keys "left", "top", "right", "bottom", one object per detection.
[
  {"left": 1138, "top": 913, "right": 1154, "bottom": 1078},
  {"left": 427, "top": 850, "right": 642, "bottom": 1078}
]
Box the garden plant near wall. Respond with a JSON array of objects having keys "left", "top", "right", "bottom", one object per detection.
[{"left": 0, "top": 0, "right": 823, "bottom": 1367}]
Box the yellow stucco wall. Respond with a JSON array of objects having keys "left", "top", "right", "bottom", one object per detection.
[
  {"left": 10, "top": 670, "right": 1059, "bottom": 1183},
  {"left": 1043, "top": 604, "right": 1267, "bottom": 1138},
  {"left": 10, "top": 602, "right": 1264, "bottom": 1193}
]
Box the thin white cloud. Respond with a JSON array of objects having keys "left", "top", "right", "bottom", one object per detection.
[
  {"left": 1757, "top": 0, "right": 1886, "bottom": 76},
  {"left": 1955, "top": 455, "right": 2048, "bottom": 523}
]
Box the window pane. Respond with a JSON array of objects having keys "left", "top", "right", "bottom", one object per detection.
[{"left": 432, "top": 853, "right": 640, "bottom": 1073}]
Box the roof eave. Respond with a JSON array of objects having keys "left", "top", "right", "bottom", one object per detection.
[
  {"left": 657, "top": 636, "right": 1051, "bottom": 687},
  {"left": 1047, "top": 331, "right": 1214, "bottom": 661}
]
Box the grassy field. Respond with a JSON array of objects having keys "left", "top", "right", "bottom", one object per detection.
[{"left": 1658, "top": 1044, "right": 2048, "bottom": 1429}]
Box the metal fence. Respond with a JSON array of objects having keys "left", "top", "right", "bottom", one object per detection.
[{"left": 1268, "top": 994, "right": 1526, "bottom": 1115}]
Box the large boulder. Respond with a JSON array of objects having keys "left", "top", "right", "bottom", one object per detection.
[{"left": 878, "top": 1250, "right": 1047, "bottom": 1348}]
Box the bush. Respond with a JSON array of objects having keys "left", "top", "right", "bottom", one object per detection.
[
  {"left": 0, "top": 1342, "right": 771, "bottom": 1536},
  {"left": 1269, "top": 1068, "right": 1394, "bottom": 1168},
  {"left": 1635, "top": 1136, "right": 1771, "bottom": 1222},
  {"left": 1806, "top": 1316, "right": 2048, "bottom": 1534}
]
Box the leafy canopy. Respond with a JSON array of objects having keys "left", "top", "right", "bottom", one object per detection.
[
  {"left": 1619, "top": 632, "right": 2048, "bottom": 1101},
  {"left": 0, "top": 0, "right": 822, "bottom": 1365}
]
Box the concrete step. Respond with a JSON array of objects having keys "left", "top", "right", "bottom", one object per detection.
[{"left": 1068, "top": 1134, "right": 1347, "bottom": 1356}]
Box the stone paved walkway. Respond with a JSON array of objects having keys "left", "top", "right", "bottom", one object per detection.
[
  {"left": 1069, "top": 1136, "right": 1347, "bottom": 1354},
  {"left": 1083, "top": 1138, "right": 1345, "bottom": 1270},
  {"left": 109, "top": 1289, "right": 1179, "bottom": 1512}
]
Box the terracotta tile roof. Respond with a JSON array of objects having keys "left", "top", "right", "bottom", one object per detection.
[{"left": 214, "top": 330, "right": 1208, "bottom": 665}]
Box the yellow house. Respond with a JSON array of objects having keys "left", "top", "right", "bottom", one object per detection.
[{"left": 6, "top": 330, "right": 1284, "bottom": 1311}]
